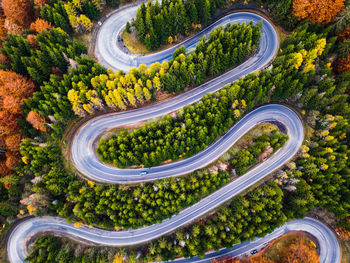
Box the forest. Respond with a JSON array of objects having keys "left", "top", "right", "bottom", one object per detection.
[
  {"left": 14, "top": 20, "right": 349, "bottom": 260},
  {"left": 134, "top": 0, "right": 226, "bottom": 50},
  {"left": 18, "top": 127, "right": 286, "bottom": 229},
  {"left": 0, "top": 0, "right": 348, "bottom": 262}
]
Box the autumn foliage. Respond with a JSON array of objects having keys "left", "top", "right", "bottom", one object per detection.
[
  {"left": 0, "top": 14, "right": 7, "bottom": 40},
  {"left": 334, "top": 54, "right": 350, "bottom": 73},
  {"left": 211, "top": 235, "right": 319, "bottom": 263},
  {"left": 293, "top": 0, "right": 345, "bottom": 24},
  {"left": 1, "top": 0, "right": 34, "bottom": 28},
  {"left": 0, "top": 54, "right": 10, "bottom": 66},
  {"left": 337, "top": 26, "right": 350, "bottom": 41},
  {"left": 336, "top": 218, "right": 350, "bottom": 240},
  {"left": 33, "top": 0, "right": 48, "bottom": 8},
  {"left": 281, "top": 238, "right": 319, "bottom": 263},
  {"left": 212, "top": 257, "right": 273, "bottom": 263},
  {"left": 33, "top": 0, "right": 48, "bottom": 16},
  {"left": 0, "top": 70, "right": 36, "bottom": 100},
  {"left": 26, "top": 111, "right": 47, "bottom": 132},
  {"left": 333, "top": 16, "right": 350, "bottom": 73},
  {"left": 26, "top": 34, "right": 38, "bottom": 48},
  {"left": 30, "top": 18, "right": 52, "bottom": 33},
  {"left": 0, "top": 70, "right": 36, "bottom": 178}
]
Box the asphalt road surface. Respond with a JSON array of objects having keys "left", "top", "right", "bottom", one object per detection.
[
  {"left": 74, "top": 9, "right": 280, "bottom": 183},
  {"left": 7, "top": 217, "right": 340, "bottom": 263},
  {"left": 6, "top": 3, "right": 341, "bottom": 263},
  {"left": 71, "top": 105, "right": 303, "bottom": 183},
  {"left": 95, "top": 8, "right": 278, "bottom": 71}
]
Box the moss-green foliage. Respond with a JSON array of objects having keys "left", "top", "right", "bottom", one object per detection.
[
  {"left": 97, "top": 92, "right": 240, "bottom": 168},
  {"left": 283, "top": 115, "right": 350, "bottom": 219}
]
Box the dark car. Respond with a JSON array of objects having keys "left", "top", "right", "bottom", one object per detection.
[{"left": 250, "top": 249, "right": 258, "bottom": 255}]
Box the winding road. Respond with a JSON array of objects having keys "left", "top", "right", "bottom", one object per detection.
[
  {"left": 6, "top": 2, "right": 342, "bottom": 263},
  {"left": 7, "top": 217, "right": 340, "bottom": 263},
  {"left": 72, "top": 105, "right": 303, "bottom": 183},
  {"left": 95, "top": 8, "right": 277, "bottom": 71},
  {"left": 73, "top": 10, "right": 279, "bottom": 183}
]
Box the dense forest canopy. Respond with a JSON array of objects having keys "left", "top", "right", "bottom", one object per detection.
[{"left": 0, "top": 0, "right": 348, "bottom": 262}]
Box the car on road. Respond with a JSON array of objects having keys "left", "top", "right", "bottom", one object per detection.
[
  {"left": 139, "top": 171, "right": 148, "bottom": 176},
  {"left": 250, "top": 249, "right": 258, "bottom": 255}
]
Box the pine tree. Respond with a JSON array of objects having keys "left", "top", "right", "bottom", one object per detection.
[
  {"left": 126, "top": 21, "right": 131, "bottom": 33},
  {"left": 136, "top": 7, "right": 146, "bottom": 41}
]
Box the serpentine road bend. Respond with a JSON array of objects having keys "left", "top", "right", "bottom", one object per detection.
[
  {"left": 6, "top": 3, "right": 342, "bottom": 263},
  {"left": 95, "top": 9, "right": 278, "bottom": 71},
  {"left": 72, "top": 104, "right": 303, "bottom": 183},
  {"left": 7, "top": 217, "right": 341, "bottom": 263},
  {"left": 74, "top": 10, "right": 280, "bottom": 183}
]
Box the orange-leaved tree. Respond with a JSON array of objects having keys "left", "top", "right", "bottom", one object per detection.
[
  {"left": 281, "top": 237, "right": 320, "bottom": 263},
  {"left": 0, "top": 70, "right": 36, "bottom": 178},
  {"left": 240, "top": 258, "right": 273, "bottom": 263},
  {"left": 0, "top": 111, "right": 21, "bottom": 137},
  {"left": 333, "top": 54, "right": 350, "bottom": 73},
  {"left": 0, "top": 54, "right": 10, "bottom": 66},
  {"left": 0, "top": 14, "right": 7, "bottom": 40},
  {"left": 1, "top": 0, "right": 34, "bottom": 28},
  {"left": 26, "top": 111, "right": 47, "bottom": 132},
  {"left": 211, "top": 256, "right": 273, "bottom": 263},
  {"left": 293, "top": 0, "right": 345, "bottom": 24},
  {"left": 30, "top": 18, "right": 52, "bottom": 33},
  {"left": 337, "top": 26, "right": 350, "bottom": 41},
  {"left": 33, "top": 0, "right": 48, "bottom": 16},
  {"left": 26, "top": 34, "right": 38, "bottom": 48},
  {"left": 0, "top": 70, "right": 36, "bottom": 99}
]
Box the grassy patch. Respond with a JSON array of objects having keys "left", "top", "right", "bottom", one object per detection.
[
  {"left": 73, "top": 32, "right": 92, "bottom": 50},
  {"left": 122, "top": 30, "right": 149, "bottom": 54},
  {"left": 99, "top": 127, "right": 135, "bottom": 140},
  {"left": 99, "top": 116, "right": 164, "bottom": 140},
  {"left": 277, "top": 27, "right": 289, "bottom": 43}
]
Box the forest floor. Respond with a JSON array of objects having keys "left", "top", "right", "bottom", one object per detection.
[
  {"left": 122, "top": 27, "right": 199, "bottom": 55},
  {"left": 74, "top": 32, "right": 92, "bottom": 50},
  {"left": 122, "top": 30, "right": 149, "bottom": 54},
  {"left": 0, "top": 223, "right": 10, "bottom": 262}
]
